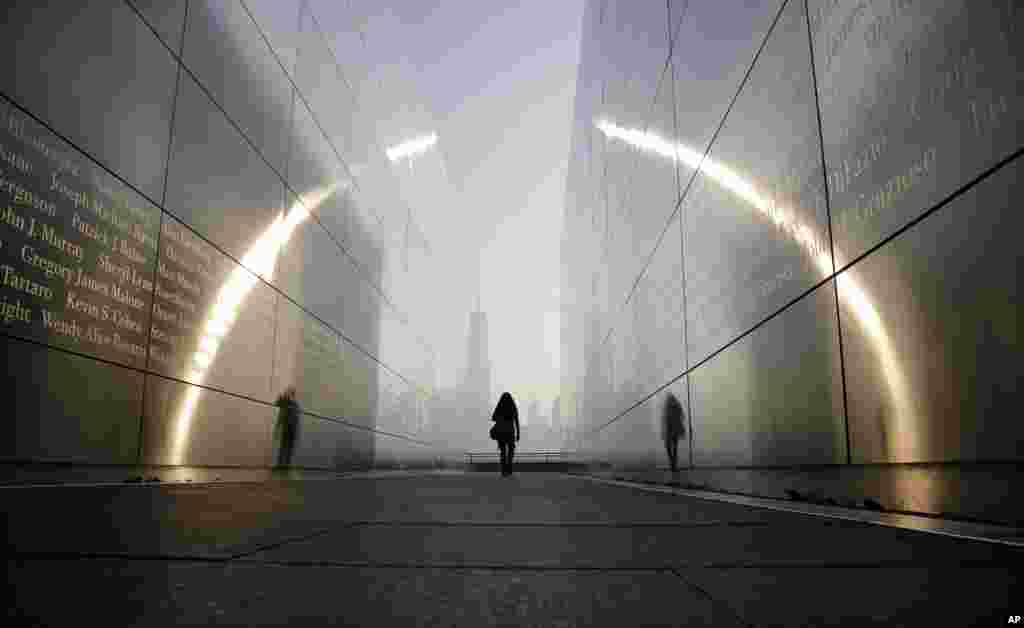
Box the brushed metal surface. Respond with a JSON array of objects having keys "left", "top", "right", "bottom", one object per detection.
[
  {"left": 810, "top": 0, "right": 1024, "bottom": 267},
  {"left": 271, "top": 294, "right": 350, "bottom": 422},
  {"left": 242, "top": 0, "right": 303, "bottom": 77},
  {"left": 183, "top": 0, "right": 294, "bottom": 176},
  {"left": 671, "top": 0, "right": 783, "bottom": 174},
  {"left": 593, "top": 0, "right": 670, "bottom": 129},
  {"left": 0, "top": 98, "right": 160, "bottom": 369},
  {"left": 0, "top": 0, "right": 177, "bottom": 202},
  {"left": 689, "top": 281, "right": 845, "bottom": 467},
  {"left": 632, "top": 211, "right": 686, "bottom": 392},
  {"left": 140, "top": 372, "right": 275, "bottom": 467},
  {"left": 684, "top": 0, "right": 830, "bottom": 367},
  {"left": 838, "top": 154, "right": 1023, "bottom": 464},
  {"left": 1, "top": 336, "right": 143, "bottom": 463},
  {"left": 129, "top": 0, "right": 188, "bottom": 52},
  {"left": 163, "top": 70, "right": 286, "bottom": 264},
  {"left": 147, "top": 213, "right": 276, "bottom": 403}
]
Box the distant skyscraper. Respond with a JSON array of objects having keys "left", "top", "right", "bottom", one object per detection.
[{"left": 461, "top": 308, "right": 492, "bottom": 416}]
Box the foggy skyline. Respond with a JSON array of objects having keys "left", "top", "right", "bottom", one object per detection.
[{"left": 306, "top": 0, "right": 584, "bottom": 414}]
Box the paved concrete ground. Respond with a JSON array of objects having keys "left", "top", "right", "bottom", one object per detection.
[{"left": 4, "top": 472, "right": 1021, "bottom": 626}]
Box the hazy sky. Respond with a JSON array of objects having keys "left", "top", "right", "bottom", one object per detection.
[{"left": 307, "top": 0, "right": 584, "bottom": 412}]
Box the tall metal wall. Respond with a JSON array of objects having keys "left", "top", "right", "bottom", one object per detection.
[
  {"left": 561, "top": 0, "right": 1022, "bottom": 521},
  {"left": 0, "top": 0, "right": 445, "bottom": 471}
]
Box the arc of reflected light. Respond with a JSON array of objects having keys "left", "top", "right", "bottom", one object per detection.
[
  {"left": 386, "top": 132, "right": 438, "bottom": 162},
  {"left": 593, "top": 119, "right": 917, "bottom": 459},
  {"left": 169, "top": 182, "right": 341, "bottom": 466}
]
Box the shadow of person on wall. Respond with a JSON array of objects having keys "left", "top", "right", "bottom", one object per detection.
[
  {"left": 662, "top": 392, "right": 685, "bottom": 473},
  {"left": 490, "top": 392, "right": 521, "bottom": 476},
  {"left": 275, "top": 387, "right": 302, "bottom": 470}
]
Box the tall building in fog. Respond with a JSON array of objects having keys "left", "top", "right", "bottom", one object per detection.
[{"left": 460, "top": 309, "right": 492, "bottom": 420}]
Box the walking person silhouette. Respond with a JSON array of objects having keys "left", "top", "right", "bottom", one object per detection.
[
  {"left": 490, "top": 392, "right": 520, "bottom": 476},
  {"left": 661, "top": 392, "right": 685, "bottom": 472}
]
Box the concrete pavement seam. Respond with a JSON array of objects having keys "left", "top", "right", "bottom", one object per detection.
[
  {"left": 329, "top": 520, "right": 770, "bottom": 528},
  {"left": 565, "top": 473, "right": 1024, "bottom": 548},
  {"left": 667, "top": 567, "right": 756, "bottom": 628},
  {"left": 226, "top": 526, "right": 347, "bottom": 560}
]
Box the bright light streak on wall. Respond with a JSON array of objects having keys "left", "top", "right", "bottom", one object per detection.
[
  {"left": 594, "top": 119, "right": 919, "bottom": 460},
  {"left": 169, "top": 183, "right": 340, "bottom": 466},
  {"left": 386, "top": 132, "right": 438, "bottom": 162}
]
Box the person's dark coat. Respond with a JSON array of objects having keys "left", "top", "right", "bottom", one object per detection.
[{"left": 491, "top": 392, "right": 520, "bottom": 443}]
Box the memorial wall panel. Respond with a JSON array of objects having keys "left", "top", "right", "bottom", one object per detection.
[
  {"left": 271, "top": 295, "right": 349, "bottom": 422},
  {"left": 599, "top": 334, "right": 616, "bottom": 424},
  {"left": 183, "top": 0, "right": 294, "bottom": 177},
  {"left": 346, "top": 265, "right": 383, "bottom": 357},
  {"left": 838, "top": 155, "right": 1023, "bottom": 465},
  {"left": 596, "top": 0, "right": 670, "bottom": 124},
  {"left": 242, "top": 0, "right": 303, "bottom": 77},
  {"left": 595, "top": 396, "right": 658, "bottom": 468},
  {"left": 0, "top": 1, "right": 177, "bottom": 202},
  {"left": 314, "top": 184, "right": 356, "bottom": 252},
  {"left": 288, "top": 97, "right": 351, "bottom": 217},
  {"left": 689, "top": 282, "right": 845, "bottom": 467},
  {"left": 0, "top": 98, "right": 160, "bottom": 369},
  {"left": 610, "top": 312, "right": 636, "bottom": 415},
  {"left": 632, "top": 212, "right": 686, "bottom": 392},
  {"left": 273, "top": 201, "right": 348, "bottom": 326},
  {"left": 129, "top": 0, "right": 189, "bottom": 53},
  {"left": 294, "top": 7, "right": 356, "bottom": 163},
  {"left": 164, "top": 71, "right": 285, "bottom": 265},
  {"left": 601, "top": 152, "right": 634, "bottom": 313},
  {"left": 671, "top": 0, "right": 783, "bottom": 181},
  {"left": 810, "top": 0, "right": 1024, "bottom": 267},
  {"left": 340, "top": 187, "right": 384, "bottom": 281},
  {"left": 1, "top": 336, "right": 143, "bottom": 464},
  {"left": 1, "top": 0, "right": 437, "bottom": 471},
  {"left": 147, "top": 214, "right": 276, "bottom": 402},
  {"left": 140, "top": 373, "right": 275, "bottom": 467},
  {"left": 340, "top": 338, "right": 379, "bottom": 430},
  {"left": 684, "top": 0, "right": 829, "bottom": 366},
  {"left": 621, "top": 67, "right": 679, "bottom": 294}
]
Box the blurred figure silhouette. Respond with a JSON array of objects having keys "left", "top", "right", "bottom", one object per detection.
[
  {"left": 661, "top": 393, "right": 685, "bottom": 472},
  {"left": 490, "top": 392, "right": 520, "bottom": 476},
  {"left": 275, "top": 387, "right": 301, "bottom": 469}
]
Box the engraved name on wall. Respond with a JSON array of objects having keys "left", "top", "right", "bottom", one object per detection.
[{"left": 0, "top": 100, "right": 159, "bottom": 367}]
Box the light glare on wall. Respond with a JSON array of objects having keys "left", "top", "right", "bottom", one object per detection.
[
  {"left": 593, "top": 119, "right": 919, "bottom": 460},
  {"left": 386, "top": 132, "right": 438, "bottom": 162},
  {"left": 169, "top": 182, "right": 340, "bottom": 466}
]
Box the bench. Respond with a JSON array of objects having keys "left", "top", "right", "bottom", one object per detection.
[{"left": 464, "top": 451, "right": 586, "bottom": 471}]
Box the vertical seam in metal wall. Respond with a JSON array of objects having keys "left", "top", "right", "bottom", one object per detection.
[
  {"left": 586, "top": 0, "right": 790, "bottom": 439},
  {"left": 607, "top": 0, "right": 691, "bottom": 349},
  {"left": 0, "top": 52, "right": 435, "bottom": 457},
  {"left": 244, "top": 0, "right": 411, "bottom": 343},
  {"left": 156, "top": 1, "right": 425, "bottom": 397},
  {"left": 803, "top": 0, "right": 853, "bottom": 465},
  {"left": 269, "top": 0, "right": 300, "bottom": 420},
  {"left": 673, "top": 57, "right": 696, "bottom": 469},
  {"left": 130, "top": 0, "right": 190, "bottom": 465}
]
